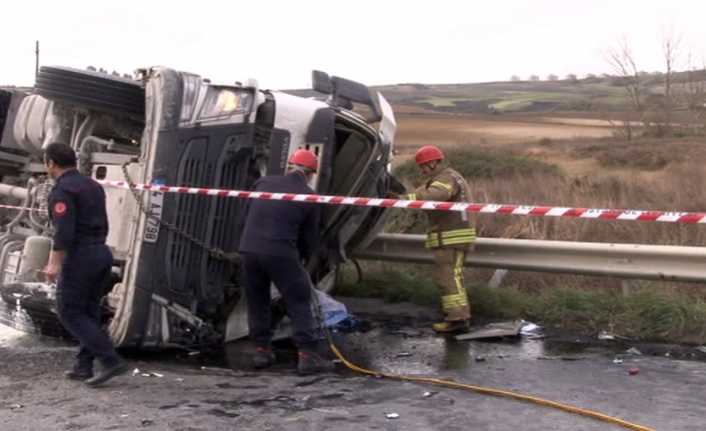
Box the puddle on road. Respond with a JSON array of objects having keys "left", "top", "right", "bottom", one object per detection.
[{"left": 342, "top": 328, "right": 632, "bottom": 376}]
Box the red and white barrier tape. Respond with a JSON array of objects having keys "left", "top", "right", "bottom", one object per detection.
[{"left": 96, "top": 180, "right": 706, "bottom": 224}]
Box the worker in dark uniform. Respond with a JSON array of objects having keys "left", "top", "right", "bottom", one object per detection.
[
  {"left": 239, "top": 149, "right": 333, "bottom": 375},
  {"left": 42, "top": 143, "right": 127, "bottom": 386}
]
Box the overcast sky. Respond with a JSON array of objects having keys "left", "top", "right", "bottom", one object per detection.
[{"left": 2, "top": 0, "right": 706, "bottom": 89}]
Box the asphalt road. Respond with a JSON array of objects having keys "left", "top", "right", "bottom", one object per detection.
[{"left": 0, "top": 298, "right": 704, "bottom": 431}]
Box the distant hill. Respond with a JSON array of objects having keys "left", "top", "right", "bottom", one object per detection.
[
  {"left": 372, "top": 70, "right": 706, "bottom": 114},
  {"left": 286, "top": 71, "right": 706, "bottom": 115}
]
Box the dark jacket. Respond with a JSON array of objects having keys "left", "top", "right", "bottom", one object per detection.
[
  {"left": 238, "top": 172, "right": 321, "bottom": 261},
  {"left": 48, "top": 169, "right": 109, "bottom": 252}
]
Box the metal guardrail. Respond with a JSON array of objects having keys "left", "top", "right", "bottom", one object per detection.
[{"left": 353, "top": 233, "right": 706, "bottom": 283}]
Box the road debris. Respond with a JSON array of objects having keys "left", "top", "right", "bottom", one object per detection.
[
  {"left": 141, "top": 419, "right": 155, "bottom": 427},
  {"left": 613, "top": 358, "right": 624, "bottom": 365},
  {"left": 538, "top": 355, "right": 586, "bottom": 361},
  {"left": 696, "top": 346, "right": 706, "bottom": 354},
  {"left": 455, "top": 320, "right": 523, "bottom": 341},
  {"left": 598, "top": 331, "right": 616, "bottom": 341},
  {"left": 598, "top": 331, "right": 630, "bottom": 341},
  {"left": 385, "top": 413, "right": 400, "bottom": 419},
  {"left": 475, "top": 356, "right": 486, "bottom": 362},
  {"left": 9, "top": 403, "right": 23, "bottom": 410},
  {"left": 423, "top": 391, "right": 438, "bottom": 398},
  {"left": 395, "top": 352, "right": 413, "bottom": 358},
  {"left": 316, "top": 290, "right": 350, "bottom": 327},
  {"left": 134, "top": 370, "right": 164, "bottom": 378},
  {"left": 626, "top": 347, "right": 643, "bottom": 356},
  {"left": 628, "top": 368, "right": 640, "bottom": 376},
  {"left": 520, "top": 321, "right": 543, "bottom": 337}
]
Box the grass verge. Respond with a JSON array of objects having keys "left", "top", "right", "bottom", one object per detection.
[{"left": 335, "top": 264, "right": 706, "bottom": 345}]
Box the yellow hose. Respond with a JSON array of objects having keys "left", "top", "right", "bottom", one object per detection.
[{"left": 328, "top": 342, "right": 654, "bottom": 431}]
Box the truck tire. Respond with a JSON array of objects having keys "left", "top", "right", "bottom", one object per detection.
[{"left": 35, "top": 66, "right": 145, "bottom": 117}]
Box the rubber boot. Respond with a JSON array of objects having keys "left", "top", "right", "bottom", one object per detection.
[{"left": 432, "top": 320, "right": 470, "bottom": 334}]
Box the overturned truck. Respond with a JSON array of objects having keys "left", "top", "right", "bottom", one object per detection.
[{"left": 0, "top": 66, "right": 397, "bottom": 349}]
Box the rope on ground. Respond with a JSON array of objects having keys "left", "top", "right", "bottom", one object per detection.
[{"left": 327, "top": 342, "right": 655, "bottom": 431}]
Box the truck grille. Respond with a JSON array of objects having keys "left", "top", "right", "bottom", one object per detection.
[{"left": 168, "top": 133, "right": 251, "bottom": 305}]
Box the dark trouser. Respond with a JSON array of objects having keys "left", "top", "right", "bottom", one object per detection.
[
  {"left": 56, "top": 244, "right": 120, "bottom": 371},
  {"left": 241, "top": 253, "right": 318, "bottom": 350}
]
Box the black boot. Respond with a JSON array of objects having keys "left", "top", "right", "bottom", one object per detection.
[
  {"left": 253, "top": 347, "right": 276, "bottom": 369},
  {"left": 64, "top": 369, "right": 93, "bottom": 381},
  {"left": 297, "top": 350, "right": 334, "bottom": 375},
  {"left": 85, "top": 359, "right": 128, "bottom": 387}
]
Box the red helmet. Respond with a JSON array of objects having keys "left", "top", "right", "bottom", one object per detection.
[
  {"left": 288, "top": 149, "right": 318, "bottom": 172},
  {"left": 415, "top": 145, "right": 444, "bottom": 165}
]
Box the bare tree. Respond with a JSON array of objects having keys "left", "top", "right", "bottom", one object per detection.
[
  {"left": 606, "top": 37, "right": 645, "bottom": 140},
  {"left": 566, "top": 73, "right": 578, "bottom": 82},
  {"left": 510, "top": 75, "right": 521, "bottom": 82},
  {"left": 585, "top": 73, "right": 597, "bottom": 79},
  {"left": 660, "top": 31, "right": 681, "bottom": 135},
  {"left": 679, "top": 55, "right": 706, "bottom": 134},
  {"left": 547, "top": 74, "right": 559, "bottom": 81},
  {"left": 529, "top": 74, "right": 540, "bottom": 81}
]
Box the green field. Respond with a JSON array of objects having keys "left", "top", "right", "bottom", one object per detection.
[{"left": 374, "top": 75, "right": 695, "bottom": 114}]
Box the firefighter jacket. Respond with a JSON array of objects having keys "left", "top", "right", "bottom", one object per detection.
[{"left": 406, "top": 166, "right": 476, "bottom": 249}]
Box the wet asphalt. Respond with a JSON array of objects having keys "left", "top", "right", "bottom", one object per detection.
[{"left": 1, "top": 297, "right": 705, "bottom": 430}]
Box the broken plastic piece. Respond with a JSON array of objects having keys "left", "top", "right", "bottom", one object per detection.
[
  {"left": 385, "top": 413, "right": 400, "bottom": 419},
  {"left": 395, "top": 352, "right": 413, "bottom": 358},
  {"left": 422, "top": 391, "right": 437, "bottom": 398},
  {"left": 598, "top": 331, "right": 630, "bottom": 341},
  {"left": 613, "top": 358, "right": 624, "bottom": 364},
  {"left": 598, "top": 331, "right": 615, "bottom": 340},
  {"left": 455, "top": 320, "right": 523, "bottom": 341},
  {"left": 519, "top": 321, "right": 542, "bottom": 336},
  {"left": 628, "top": 367, "right": 640, "bottom": 376},
  {"left": 626, "top": 347, "right": 642, "bottom": 356}
]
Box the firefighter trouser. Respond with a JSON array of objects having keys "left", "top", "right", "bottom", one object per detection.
[{"left": 431, "top": 248, "right": 471, "bottom": 321}]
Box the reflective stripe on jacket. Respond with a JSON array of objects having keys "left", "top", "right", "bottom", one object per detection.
[{"left": 407, "top": 166, "right": 475, "bottom": 249}]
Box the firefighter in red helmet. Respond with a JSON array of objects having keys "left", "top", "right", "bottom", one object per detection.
[{"left": 404, "top": 145, "right": 475, "bottom": 333}]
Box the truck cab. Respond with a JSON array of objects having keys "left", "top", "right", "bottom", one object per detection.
[{"left": 0, "top": 66, "right": 397, "bottom": 350}]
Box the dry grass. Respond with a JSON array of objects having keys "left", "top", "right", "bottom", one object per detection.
[{"left": 376, "top": 115, "right": 706, "bottom": 342}]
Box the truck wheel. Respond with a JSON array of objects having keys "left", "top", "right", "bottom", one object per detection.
[{"left": 35, "top": 66, "right": 145, "bottom": 117}]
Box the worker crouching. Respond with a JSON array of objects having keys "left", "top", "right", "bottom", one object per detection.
[
  {"left": 238, "top": 149, "right": 334, "bottom": 374},
  {"left": 404, "top": 145, "right": 475, "bottom": 333}
]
